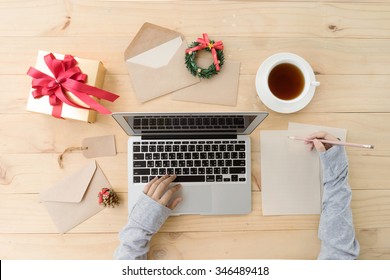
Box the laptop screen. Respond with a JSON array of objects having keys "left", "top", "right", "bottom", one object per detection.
[{"left": 113, "top": 112, "right": 268, "bottom": 136}]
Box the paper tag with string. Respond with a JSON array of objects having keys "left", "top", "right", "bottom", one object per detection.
[{"left": 58, "top": 135, "right": 117, "bottom": 168}]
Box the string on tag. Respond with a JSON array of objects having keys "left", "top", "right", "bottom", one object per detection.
[{"left": 57, "top": 146, "right": 88, "bottom": 168}]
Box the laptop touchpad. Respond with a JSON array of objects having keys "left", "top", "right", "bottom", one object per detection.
[{"left": 171, "top": 185, "right": 212, "bottom": 214}]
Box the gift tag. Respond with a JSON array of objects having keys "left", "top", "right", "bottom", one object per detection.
[{"left": 82, "top": 135, "right": 117, "bottom": 158}]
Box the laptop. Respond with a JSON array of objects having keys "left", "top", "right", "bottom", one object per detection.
[{"left": 112, "top": 112, "right": 268, "bottom": 215}]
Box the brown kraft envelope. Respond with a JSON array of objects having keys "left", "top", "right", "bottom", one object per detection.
[
  {"left": 172, "top": 59, "right": 240, "bottom": 106},
  {"left": 40, "top": 161, "right": 110, "bottom": 233},
  {"left": 124, "top": 22, "right": 200, "bottom": 102}
]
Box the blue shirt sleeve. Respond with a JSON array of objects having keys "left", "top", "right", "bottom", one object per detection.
[
  {"left": 317, "top": 145, "right": 360, "bottom": 259},
  {"left": 113, "top": 193, "right": 171, "bottom": 260}
]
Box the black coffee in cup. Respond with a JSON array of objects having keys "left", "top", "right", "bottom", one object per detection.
[{"left": 268, "top": 63, "right": 305, "bottom": 100}]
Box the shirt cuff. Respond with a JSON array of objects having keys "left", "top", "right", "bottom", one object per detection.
[
  {"left": 319, "top": 145, "right": 348, "bottom": 182},
  {"left": 130, "top": 193, "right": 172, "bottom": 233}
]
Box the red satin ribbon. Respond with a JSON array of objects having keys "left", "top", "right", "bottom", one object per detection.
[
  {"left": 27, "top": 53, "right": 119, "bottom": 119},
  {"left": 98, "top": 188, "right": 110, "bottom": 204},
  {"left": 185, "top": 33, "right": 224, "bottom": 71}
]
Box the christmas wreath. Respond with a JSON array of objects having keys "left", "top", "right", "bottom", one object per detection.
[{"left": 185, "top": 33, "right": 224, "bottom": 79}]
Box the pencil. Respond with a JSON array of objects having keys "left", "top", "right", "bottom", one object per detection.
[{"left": 288, "top": 136, "right": 374, "bottom": 149}]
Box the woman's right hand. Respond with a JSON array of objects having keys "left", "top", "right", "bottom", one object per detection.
[{"left": 305, "top": 131, "right": 340, "bottom": 152}]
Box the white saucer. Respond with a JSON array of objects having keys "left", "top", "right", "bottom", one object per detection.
[{"left": 255, "top": 53, "right": 318, "bottom": 114}]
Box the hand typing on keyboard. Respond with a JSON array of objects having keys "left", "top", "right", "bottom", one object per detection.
[
  {"left": 132, "top": 140, "right": 248, "bottom": 184},
  {"left": 143, "top": 174, "right": 182, "bottom": 210}
]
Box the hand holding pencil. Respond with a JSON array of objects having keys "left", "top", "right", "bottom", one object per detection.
[
  {"left": 303, "top": 131, "right": 340, "bottom": 152},
  {"left": 291, "top": 131, "right": 374, "bottom": 152}
]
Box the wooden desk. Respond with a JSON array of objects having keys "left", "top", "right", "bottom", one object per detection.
[{"left": 1, "top": 0, "right": 389, "bottom": 260}]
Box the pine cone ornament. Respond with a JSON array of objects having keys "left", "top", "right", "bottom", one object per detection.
[{"left": 98, "top": 188, "right": 120, "bottom": 208}]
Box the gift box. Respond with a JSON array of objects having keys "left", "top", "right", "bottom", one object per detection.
[{"left": 26, "top": 50, "right": 119, "bottom": 122}]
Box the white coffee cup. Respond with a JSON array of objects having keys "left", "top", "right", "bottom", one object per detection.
[{"left": 255, "top": 53, "right": 320, "bottom": 113}]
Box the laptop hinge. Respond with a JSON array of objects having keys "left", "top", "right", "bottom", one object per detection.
[{"left": 141, "top": 134, "right": 237, "bottom": 140}]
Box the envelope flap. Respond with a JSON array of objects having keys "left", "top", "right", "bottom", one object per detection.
[
  {"left": 127, "top": 37, "right": 182, "bottom": 68},
  {"left": 40, "top": 161, "right": 97, "bottom": 203},
  {"left": 124, "top": 22, "right": 183, "bottom": 59}
]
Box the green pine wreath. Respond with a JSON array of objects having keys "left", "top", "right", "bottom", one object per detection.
[{"left": 185, "top": 41, "right": 225, "bottom": 79}]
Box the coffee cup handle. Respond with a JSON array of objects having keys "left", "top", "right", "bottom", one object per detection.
[{"left": 311, "top": 81, "right": 320, "bottom": 87}]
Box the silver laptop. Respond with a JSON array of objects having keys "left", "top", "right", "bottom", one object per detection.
[{"left": 112, "top": 112, "right": 268, "bottom": 215}]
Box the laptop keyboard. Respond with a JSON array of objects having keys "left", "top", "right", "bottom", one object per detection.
[
  {"left": 132, "top": 115, "right": 246, "bottom": 131},
  {"left": 132, "top": 140, "right": 247, "bottom": 183}
]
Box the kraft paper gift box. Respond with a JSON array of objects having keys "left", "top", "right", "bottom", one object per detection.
[{"left": 27, "top": 50, "right": 118, "bottom": 122}]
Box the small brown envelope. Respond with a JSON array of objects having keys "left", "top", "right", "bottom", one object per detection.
[
  {"left": 124, "top": 22, "right": 200, "bottom": 102},
  {"left": 40, "top": 161, "right": 110, "bottom": 233},
  {"left": 172, "top": 59, "right": 241, "bottom": 106}
]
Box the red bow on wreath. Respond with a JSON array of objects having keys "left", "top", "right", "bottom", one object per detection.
[
  {"left": 185, "top": 33, "right": 224, "bottom": 71},
  {"left": 27, "top": 53, "right": 119, "bottom": 119}
]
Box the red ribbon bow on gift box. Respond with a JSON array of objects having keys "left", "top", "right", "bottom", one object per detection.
[
  {"left": 185, "top": 33, "right": 224, "bottom": 71},
  {"left": 27, "top": 53, "right": 119, "bottom": 119}
]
